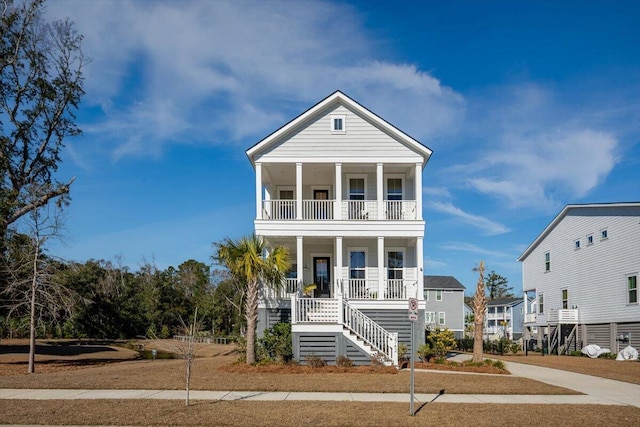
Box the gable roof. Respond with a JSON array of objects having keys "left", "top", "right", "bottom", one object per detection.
[
  {"left": 518, "top": 202, "right": 640, "bottom": 261},
  {"left": 486, "top": 297, "right": 522, "bottom": 307},
  {"left": 424, "top": 275, "right": 465, "bottom": 290},
  {"left": 246, "top": 90, "right": 433, "bottom": 166}
]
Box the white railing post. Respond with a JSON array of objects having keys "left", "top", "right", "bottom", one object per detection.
[
  {"left": 338, "top": 294, "right": 344, "bottom": 325},
  {"left": 291, "top": 294, "right": 297, "bottom": 324}
]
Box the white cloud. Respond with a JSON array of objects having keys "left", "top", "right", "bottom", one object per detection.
[
  {"left": 430, "top": 202, "right": 511, "bottom": 236},
  {"left": 439, "top": 242, "right": 513, "bottom": 259},
  {"left": 47, "top": 1, "right": 464, "bottom": 160},
  {"left": 468, "top": 128, "right": 618, "bottom": 210},
  {"left": 423, "top": 186, "right": 452, "bottom": 198}
]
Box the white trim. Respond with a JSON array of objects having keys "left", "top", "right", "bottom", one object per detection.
[
  {"left": 436, "top": 289, "right": 443, "bottom": 301},
  {"left": 438, "top": 311, "right": 446, "bottom": 326},
  {"left": 600, "top": 228, "right": 609, "bottom": 240},
  {"left": 330, "top": 113, "right": 346, "bottom": 134},
  {"left": 586, "top": 234, "right": 594, "bottom": 245}
]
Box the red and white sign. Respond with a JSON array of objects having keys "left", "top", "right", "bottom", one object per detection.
[{"left": 408, "top": 298, "right": 418, "bottom": 321}]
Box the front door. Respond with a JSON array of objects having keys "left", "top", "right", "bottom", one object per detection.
[
  {"left": 313, "top": 256, "right": 330, "bottom": 298},
  {"left": 313, "top": 189, "right": 329, "bottom": 219}
]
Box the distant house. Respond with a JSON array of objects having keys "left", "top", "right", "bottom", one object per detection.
[
  {"left": 248, "top": 91, "right": 432, "bottom": 366},
  {"left": 423, "top": 275, "right": 465, "bottom": 338},
  {"left": 484, "top": 297, "right": 524, "bottom": 341},
  {"left": 518, "top": 202, "right": 640, "bottom": 354}
]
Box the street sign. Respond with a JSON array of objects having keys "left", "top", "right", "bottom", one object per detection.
[{"left": 408, "top": 297, "right": 418, "bottom": 321}]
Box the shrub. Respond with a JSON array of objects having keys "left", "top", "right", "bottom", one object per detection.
[
  {"left": 510, "top": 342, "right": 521, "bottom": 355},
  {"left": 371, "top": 352, "right": 386, "bottom": 367},
  {"left": 434, "top": 357, "right": 446, "bottom": 364},
  {"left": 491, "top": 359, "right": 506, "bottom": 370},
  {"left": 598, "top": 352, "right": 617, "bottom": 360},
  {"left": 258, "top": 322, "right": 292, "bottom": 363},
  {"left": 398, "top": 343, "right": 408, "bottom": 361},
  {"left": 426, "top": 327, "right": 457, "bottom": 358},
  {"left": 457, "top": 337, "right": 473, "bottom": 352},
  {"left": 336, "top": 355, "right": 353, "bottom": 367},
  {"left": 305, "top": 354, "right": 326, "bottom": 368},
  {"left": 417, "top": 343, "right": 435, "bottom": 362},
  {"left": 570, "top": 350, "right": 583, "bottom": 357}
]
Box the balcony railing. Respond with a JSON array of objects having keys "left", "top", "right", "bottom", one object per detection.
[
  {"left": 344, "top": 278, "right": 415, "bottom": 300},
  {"left": 548, "top": 309, "right": 579, "bottom": 324},
  {"left": 486, "top": 312, "right": 512, "bottom": 321},
  {"left": 261, "top": 278, "right": 299, "bottom": 300},
  {"left": 524, "top": 313, "right": 537, "bottom": 323},
  {"left": 262, "top": 200, "right": 417, "bottom": 220}
]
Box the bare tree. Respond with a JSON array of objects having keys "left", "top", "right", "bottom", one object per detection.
[
  {"left": 147, "top": 307, "right": 200, "bottom": 406},
  {"left": 472, "top": 261, "right": 487, "bottom": 363},
  {"left": 2, "top": 202, "right": 75, "bottom": 373}
]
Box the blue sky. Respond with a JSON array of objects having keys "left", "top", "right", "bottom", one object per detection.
[{"left": 42, "top": 0, "right": 639, "bottom": 294}]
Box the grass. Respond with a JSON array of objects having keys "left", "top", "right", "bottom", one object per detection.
[{"left": 1, "top": 400, "right": 639, "bottom": 426}]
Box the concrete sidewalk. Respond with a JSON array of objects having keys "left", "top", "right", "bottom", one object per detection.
[
  {"left": 1, "top": 357, "right": 639, "bottom": 407},
  {"left": 0, "top": 388, "right": 623, "bottom": 405}
]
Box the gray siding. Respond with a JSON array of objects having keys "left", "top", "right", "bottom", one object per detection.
[
  {"left": 257, "top": 307, "right": 291, "bottom": 337},
  {"left": 294, "top": 332, "right": 370, "bottom": 366},
  {"left": 585, "top": 323, "right": 611, "bottom": 349},
  {"left": 424, "top": 289, "right": 464, "bottom": 332},
  {"left": 361, "top": 309, "right": 424, "bottom": 354}
]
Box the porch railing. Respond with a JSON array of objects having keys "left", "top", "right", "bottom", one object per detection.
[
  {"left": 524, "top": 313, "right": 537, "bottom": 323},
  {"left": 343, "top": 300, "right": 398, "bottom": 366},
  {"left": 303, "top": 200, "right": 334, "bottom": 220},
  {"left": 294, "top": 298, "right": 340, "bottom": 323},
  {"left": 261, "top": 278, "right": 299, "bottom": 300},
  {"left": 343, "top": 279, "right": 415, "bottom": 300},
  {"left": 262, "top": 199, "right": 418, "bottom": 221},
  {"left": 548, "top": 309, "right": 578, "bottom": 324}
]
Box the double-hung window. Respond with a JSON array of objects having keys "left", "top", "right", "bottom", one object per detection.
[
  {"left": 538, "top": 293, "right": 544, "bottom": 314},
  {"left": 562, "top": 289, "right": 568, "bottom": 309},
  {"left": 628, "top": 275, "right": 638, "bottom": 304},
  {"left": 544, "top": 252, "right": 550, "bottom": 272},
  {"left": 436, "top": 290, "right": 443, "bottom": 301},
  {"left": 438, "top": 312, "right": 446, "bottom": 326}
]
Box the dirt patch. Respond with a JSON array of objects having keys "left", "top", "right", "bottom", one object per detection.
[{"left": 219, "top": 362, "right": 398, "bottom": 374}]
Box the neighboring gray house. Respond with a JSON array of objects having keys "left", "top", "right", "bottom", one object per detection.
[
  {"left": 519, "top": 202, "right": 640, "bottom": 354},
  {"left": 484, "top": 297, "right": 524, "bottom": 341},
  {"left": 248, "top": 91, "right": 433, "bottom": 366},
  {"left": 424, "top": 275, "right": 465, "bottom": 338}
]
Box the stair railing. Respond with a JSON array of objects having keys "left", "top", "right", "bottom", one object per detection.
[{"left": 342, "top": 300, "right": 398, "bottom": 366}]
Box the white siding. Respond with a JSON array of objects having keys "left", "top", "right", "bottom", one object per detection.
[
  {"left": 259, "top": 105, "right": 423, "bottom": 163},
  {"left": 521, "top": 206, "right": 640, "bottom": 324}
]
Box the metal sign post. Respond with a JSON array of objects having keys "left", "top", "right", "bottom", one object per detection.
[{"left": 408, "top": 297, "right": 417, "bottom": 416}]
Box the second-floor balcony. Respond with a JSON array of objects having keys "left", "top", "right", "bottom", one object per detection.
[
  {"left": 263, "top": 199, "right": 417, "bottom": 221},
  {"left": 486, "top": 312, "right": 512, "bottom": 321},
  {"left": 524, "top": 313, "right": 537, "bottom": 324}
]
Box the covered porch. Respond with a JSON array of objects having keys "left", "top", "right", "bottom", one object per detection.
[{"left": 261, "top": 235, "right": 422, "bottom": 302}]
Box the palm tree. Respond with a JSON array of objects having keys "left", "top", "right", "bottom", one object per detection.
[
  {"left": 214, "top": 234, "right": 290, "bottom": 364},
  {"left": 472, "top": 261, "right": 487, "bottom": 363}
]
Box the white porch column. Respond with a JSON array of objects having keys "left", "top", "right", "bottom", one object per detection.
[
  {"left": 255, "top": 162, "right": 262, "bottom": 220},
  {"left": 417, "top": 237, "right": 424, "bottom": 300},
  {"left": 336, "top": 236, "right": 343, "bottom": 296},
  {"left": 378, "top": 236, "right": 384, "bottom": 300},
  {"left": 296, "top": 236, "right": 304, "bottom": 294},
  {"left": 415, "top": 162, "right": 423, "bottom": 220},
  {"left": 377, "top": 163, "right": 384, "bottom": 220},
  {"left": 335, "top": 163, "right": 342, "bottom": 220},
  {"left": 296, "top": 163, "right": 303, "bottom": 220}
]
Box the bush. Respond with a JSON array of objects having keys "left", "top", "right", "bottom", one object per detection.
[
  {"left": 370, "top": 352, "right": 386, "bottom": 367},
  {"left": 491, "top": 359, "right": 506, "bottom": 370},
  {"left": 426, "top": 327, "right": 457, "bottom": 358},
  {"left": 336, "top": 355, "right": 353, "bottom": 367},
  {"left": 598, "top": 352, "right": 617, "bottom": 360},
  {"left": 398, "top": 343, "right": 408, "bottom": 361},
  {"left": 305, "top": 354, "right": 326, "bottom": 368},
  {"left": 258, "top": 322, "right": 292, "bottom": 363},
  {"left": 510, "top": 342, "right": 521, "bottom": 355},
  {"left": 570, "top": 350, "right": 583, "bottom": 357},
  {"left": 457, "top": 337, "right": 474, "bottom": 352},
  {"left": 417, "top": 343, "right": 435, "bottom": 362}
]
